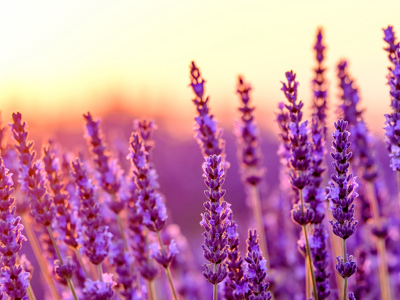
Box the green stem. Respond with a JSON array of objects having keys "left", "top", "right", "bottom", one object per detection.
[
  {"left": 303, "top": 225, "right": 319, "bottom": 300},
  {"left": 46, "top": 226, "right": 78, "bottom": 300},
  {"left": 98, "top": 264, "right": 103, "bottom": 282},
  {"left": 117, "top": 214, "right": 129, "bottom": 251},
  {"left": 74, "top": 248, "right": 90, "bottom": 278},
  {"left": 21, "top": 216, "right": 60, "bottom": 300},
  {"left": 305, "top": 256, "right": 311, "bottom": 299},
  {"left": 342, "top": 239, "right": 347, "bottom": 300},
  {"left": 27, "top": 283, "right": 36, "bottom": 300},
  {"left": 249, "top": 186, "right": 271, "bottom": 269},
  {"left": 155, "top": 230, "right": 178, "bottom": 300},
  {"left": 367, "top": 182, "right": 391, "bottom": 300},
  {"left": 148, "top": 280, "right": 155, "bottom": 300},
  {"left": 213, "top": 263, "right": 218, "bottom": 300}
]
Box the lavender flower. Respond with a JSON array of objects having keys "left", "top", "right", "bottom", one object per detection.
[
  {"left": 382, "top": 27, "right": 400, "bottom": 171},
  {"left": 71, "top": 160, "right": 112, "bottom": 265},
  {"left": 109, "top": 241, "right": 141, "bottom": 299},
  {"left": 326, "top": 120, "right": 357, "bottom": 299},
  {"left": 9, "top": 112, "right": 35, "bottom": 214},
  {"left": 189, "top": 62, "right": 228, "bottom": 165},
  {"left": 43, "top": 143, "right": 78, "bottom": 249},
  {"left": 200, "top": 155, "right": 230, "bottom": 287},
  {"left": 224, "top": 214, "right": 247, "bottom": 299},
  {"left": 312, "top": 28, "right": 328, "bottom": 131},
  {"left": 327, "top": 120, "right": 358, "bottom": 241},
  {"left": 235, "top": 76, "right": 264, "bottom": 185},
  {"left": 129, "top": 132, "right": 178, "bottom": 299},
  {"left": 244, "top": 230, "right": 271, "bottom": 300},
  {"left": 310, "top": 224, "right": 330, "bottom": 300},
  {"left": 83, "top": 274, "right": 115, "bottom": 300},
  {"left": 83, "top": 112, "right": 123, "bottom": 213},
  {"left": 0, "top": 157, "right": 29, "bottom": 299},
  {"left": 276, "top": 102, "right": 292, "bottom": 167}
]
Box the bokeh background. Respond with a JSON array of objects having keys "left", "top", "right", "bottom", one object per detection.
[{"left": 1, "top": 1, "right": 400, "bottom": 296}]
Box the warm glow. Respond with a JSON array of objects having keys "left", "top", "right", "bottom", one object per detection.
[{"left": 0, "top": 0, "right": 399, "bottom": 135}]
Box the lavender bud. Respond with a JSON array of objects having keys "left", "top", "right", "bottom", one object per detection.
[{"left": 335, "top": 256, "right": 357, "bottom": 279}]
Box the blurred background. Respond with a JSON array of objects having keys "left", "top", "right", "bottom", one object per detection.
[{"left": 1, "top": 1, "right": 400, "bottom": 296}]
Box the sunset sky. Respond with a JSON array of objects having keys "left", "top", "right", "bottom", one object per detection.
[{"left": 0, "top": 0, "right": 399, "bottom": 137}]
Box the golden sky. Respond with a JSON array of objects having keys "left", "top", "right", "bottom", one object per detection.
[{"left": 0, "top": 0, "right": 399, "bottom": 136}]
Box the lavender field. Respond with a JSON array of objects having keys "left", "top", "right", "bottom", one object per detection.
[{"left": 0, "top": 26, "right": 400, "bottom": 300}]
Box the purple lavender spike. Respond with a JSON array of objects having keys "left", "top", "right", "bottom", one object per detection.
[
  {"left": 244, "top": 230, "right": 271, "bottom": 300},
  {"left": 109, "top": 241, "right": 141, "bottom": 299},
  {"left": 0, "top": 157, "right": 29, "bottom": 299},
  {"left": 83, "top": 112, "right": 124, "bottom": 213},
  {"left": 326, "top": 120, "right": 358, "bottom": 299},
  {"left": 201, "top": 155, "right": 230, "bottom": 298},
  {"left": 71, "top": 160, "right": 112, "bottom": 266},
  {"left": 312, "top": 28, "right": 328, "bottom": 133},
  {"left": 189, "top": 62, "right": 228, "bottom": 167},
  {"left": 280, "top": 71, "right": 319, "bottom": 299},
  {"left": 235, "top": 76, "right": 264, "bottom": 185},
  {"left": 43, "top": 142, "right": 78, "bottom": 249},
  {"left": 383, "top": 27, "right": 400, "bottom": 172},
  {"left": 9, "top": 113, "right": 35, "bottom": 214},
  {"left": 224, "top": 214, "right": 247, "bottom": 299},
  {"left": 83, "top": 274, "right": 115, "bottom": 300},
  {"left": 129, "top": 131, "right": 178, "bottom": 299}
]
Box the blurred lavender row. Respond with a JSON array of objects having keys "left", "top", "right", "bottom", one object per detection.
[{"left": 0, "top": 26, "right": 398, "bottom": 300}]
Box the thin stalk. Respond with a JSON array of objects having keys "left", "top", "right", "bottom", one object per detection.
[
  {"left": 98, "top": 264, "right": 103, "bottom": 282},
  {"left": 326, "top": 206, "right": 343, "bottom": 295},
  {"left": 300, "top": 188, "right": 318, "bottom": 300},
  {"left": 343, "top": 278, "right": 348, "bottom": 300},
  {"left": 213, "top": 263, "right": 218, "bottom": 300},
  {"left": 148, "top": 280, "right": 155, "bottom": 300},
  {"left": 46, "top": 226, "right": 78, "bottom": 300},
  {"left": 367, "top": 182, "right": 391, "bottom": 300},
  {"left": 249, "top": 185, "right": 271, "bottom": 268},
  {"left": 74, "top": 248, "right": 90, "bottom": 278},
  {"left": 342, "top": 239, "right": 347, "bottom": 300},
  {"left": 155, "top": 230, "right": 178, "bottom": 300},
  {"left": 305, "top": 256, "right": 311, "bottom": 299},
  {"left": 117, "top": 214, "right": 129, "bottom": 251},
  {"left": 22, "top": 215, "right": 60, "bottom": 300},
  {"left": 27, "top": 284, "right": 36, "bottom": 300},
  {"left": 303, "top": 225, "right": 318, "bottom": 300}
]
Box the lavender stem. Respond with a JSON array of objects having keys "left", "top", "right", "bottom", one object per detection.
[
  {"left": 306, "top": 259, "right": 311, "bottom": 299},
  {"left": 249, "top": 185, "right": 270, "bottom": 269},
  {"left": 46, "top": 226, "right": 78, "bottom": 300},
  {"left": 117, "top": 214, "right": 129, "bottom": 251},
  {"left": 98, "top": 264, "right": 103, "bottom": 282},
  {"left": 367, "top": 183, "right": 391, "bottom": 300},
  {"left": 303, "top": 224, "right": 319, "bottom": 300},
  {"left": 148, "top": 280, "right": 155, "bottom": 300},
  {"left": 213, "top": 263, "right": 217, "bottom": 300},
  {"left": 27, "top": 284, "right": 36, "bottom": 300},
  {"left": 21, "top": 215, "right": 61, "bottom": 300},
  {"left": 74, "top": 248, "right": 90, "bottom": 278},
  {"left": 155, "top": 230, "right": 178, "bottom": 300},
  {"left": 343, "top": 278, "right": 348, "bottom": 300}
]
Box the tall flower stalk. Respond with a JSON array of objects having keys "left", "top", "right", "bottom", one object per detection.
[
  {"left": 280, "top": 71, "right": 318, "bottom": 300},
  {"left": 244, "top": 230, "right": 271, "bottom": 300},
  {"left": 235, "top": 76, "right": 270, "bottom": 269},
  {"left": 337, "top": 60, "right": 392, "bottom": 300},
  {"left": 326, "top": 120, "right": 358, "bottom": 300},
  {"left": 201, "top": 155, "right": 230, "bottom": 300},
  {"left": 308, "top": 29, "right": 331, "bottom": 299},
  {"left": 0, "top": 157, "right": 30, "bottom": 300},
  {"left": 129, "top": 133, "right": 178, "bottom": 300},
  {"left": 83, "top": 112, "right": 127, "bottom": 249},
  {"left": 383, "top": 26, "right": 400, "bottom": 210},
  {"left": 11, "top": 113, "right": 77, "bottom": 300},
  {"left": 189, "top": 61, "right": 228, "bottom": 167}
]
